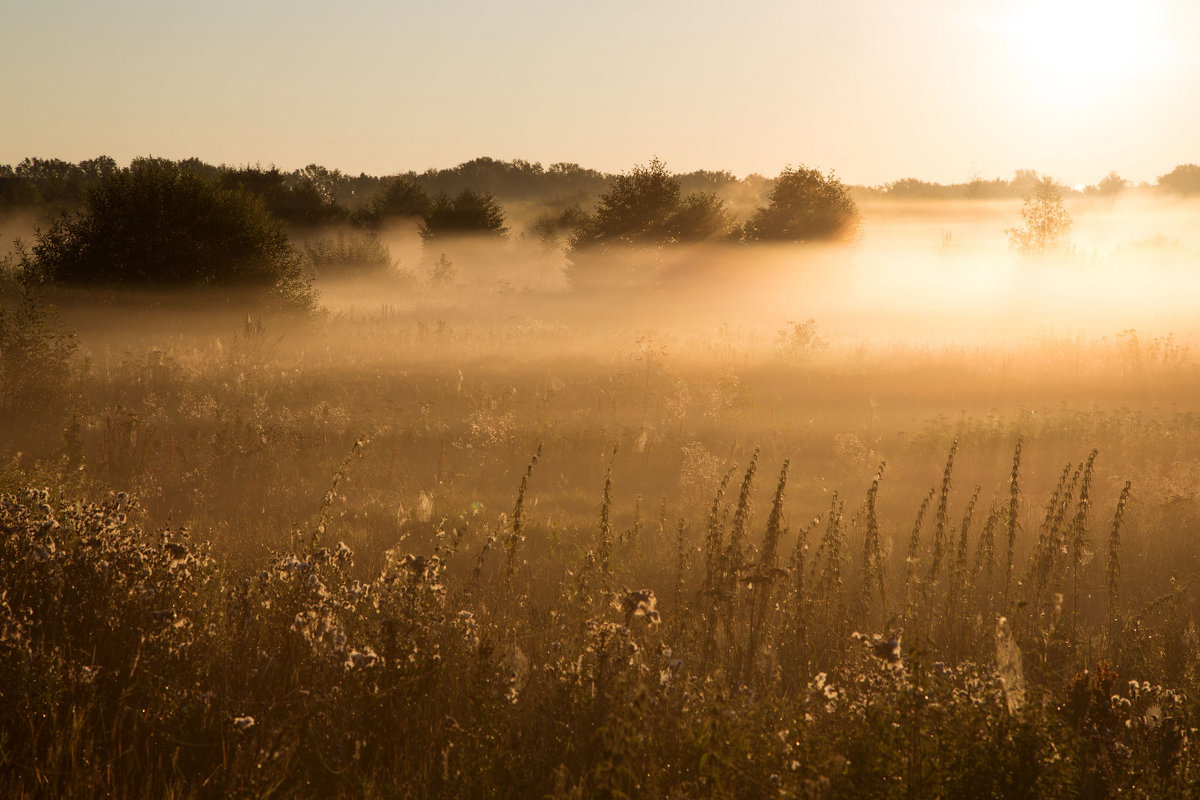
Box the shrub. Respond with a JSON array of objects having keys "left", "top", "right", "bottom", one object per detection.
[
  {"left": 564, "top": 158, "right": 728, "bottom": 287},
  {"left": 1157, "top": 164, "right": 1200, "bottom": 195},
  {"left": 219, "top": 166, "right": 345, "bottom": 228},
  {"left": 568, "top": 158, "right": 727, "bottom": 252},
  {"left": 743, "top": 165, "right": 860, "bottom": 243},
  {"left": 302, "top": 231, "right": 393, "bottom": 277},
  {"left": 0, "top": 245, "right": 77, "bottom": 415},
  {"left": 366, "top": 175, "right": 432, "bottom": 224},
  {"left": 33, "top": 158, "right": 316, "bottom": 310},
  {"left": 1006, "top": 177, "right": 1072, "bottom": 257},
  {"left": 419, "top": 189, "right": 508, "bottom": 241}
]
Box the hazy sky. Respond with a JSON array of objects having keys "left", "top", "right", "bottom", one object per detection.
[{"left": 3, "top": 0, "right": 1197, "bottom": 186}]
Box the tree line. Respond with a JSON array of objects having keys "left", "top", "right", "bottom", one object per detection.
[
  {"left": 6, "top": 156, "right": 1200, "bottom": 226},
  {"left": 0, "top": 155, "right": 862, "bottom": 308},
  {"left": 4, "top": 153, "right": 1199, "bottom": 306}
]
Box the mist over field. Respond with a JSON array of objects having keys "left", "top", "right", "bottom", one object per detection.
[{"left": 4, "top": 155, "right": 1200, "bottom": 798}]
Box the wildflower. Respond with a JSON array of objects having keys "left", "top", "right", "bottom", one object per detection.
[
  {"left": 344, "top": 647, "right": 379, "bottom": 671},
  {"left": 305, "top": 573, "right": 330, "bottom": 599},
  {"left": 620, "top": 589, "right": 660, "bottom": 625},
  {"left": 164, "top": 542, "right": 189, "bottom": 568}
]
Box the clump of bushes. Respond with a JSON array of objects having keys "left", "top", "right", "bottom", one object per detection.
[
  {"left": 419, "top": 189, "right": 509, "bottom": 241},
  {"left": 742, "top": 165, "right": 860, "bottom": 243},
  {"left": 303, "top": 231, "right": 394, "bottom": 277},
  {"left": 32, "top": 158, "right": 316, "bottom": 310}
]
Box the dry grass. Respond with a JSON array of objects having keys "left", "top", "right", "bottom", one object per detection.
[{"left": 3, "top": 276, "right": 1200, "bottom": 798}]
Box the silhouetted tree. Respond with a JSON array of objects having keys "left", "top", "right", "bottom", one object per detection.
[
  {"left": 1157, "top": 164, "right": 1200, "bottom": 195},
  {"left": 419, "top": 189, "right": 508, "bottom": 241},
  {"left": 742, "top": 166, "right": 860, "bottom": 243},
  {"left": 670, "top": 192, "right": 729, "bottom": 242},
  {"left": 1006, "top": 177, "right": 1072, "bottom": 256},
  {"left": 527, "top": 204, "right": 589, "bottom": 248},
  {"left": 366, "top": 175, "right": 432, "bottom": 224},
  {"left": 564, "top": 159, "right": 729, "bottom": 287},
  {"left": 1089, "top": 171, "right": 1128, "bottom": 196},
  {"left": 34, "top": 158, "right": 315, "bottom": 309},
  {"left": 219, "top": 166, "right": 343, "bottom": 228},
  {"left": 568, "top": 158, "right": 728, "bottom": 250}
]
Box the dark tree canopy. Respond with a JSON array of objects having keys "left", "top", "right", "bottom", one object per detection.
[
  {"left": 33, "top": 158, "right": 315, "bottom": 309},
  {"left": 564, "top": 159, "right": 729, "bottom": 288},
  {"left": 1157, "top": 164, "right": 1200, "bottom": 195},
  {"left": 743, "top": 166, "right": 860, "bottom": 243},
  {"left": 419, "top": 189, "right": 508, "bottom": 241},
  {"left": 369, "top": 175, "right": 432, "bottom": 222},
  {"left": 219, "top": 166, "right": 343, "bottom": 228},
  {"left": 0, "top": 156, "right": 118, "bottom": 213},
  {"left": 567, "top": 158, "right": 728, "bottom": 252}
]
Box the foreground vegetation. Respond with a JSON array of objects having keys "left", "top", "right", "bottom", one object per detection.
[{"left": 2, "top": 286, "right": 1200, "bottom": 797}]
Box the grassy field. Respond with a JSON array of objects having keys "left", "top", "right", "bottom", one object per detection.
[{"left": 4, "top": 204, "right": 1200, "bottom": 797}]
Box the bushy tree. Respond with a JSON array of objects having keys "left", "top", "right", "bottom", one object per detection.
[
  {"left": 1006, "top": 177, "right": 1072, "bottom": 256},
  {"left": 742, "top": 166, "right": 860, "bottom": 243},
  {"left": 568, "top": 158, "right": 727, "bottom": 252},
  {"left": 303, "top": 231, "right": 394, "bottom": 277},
  {"left": 33, "top": 158, "right": 315, "bottom": 309},
  {"left": 1157, "top": 164, "right": 1200, "bottom": 195},
  {"left": 419, "top": 189, "right": 508, "bottom": 241},
  {"left": 219, "top": 166, "right": 343, "bottom": 228},
  {"left": 364, "top": 175, "right": 432, "bottom": 225},
  {"left": 1088, "top": 171, "right": 1128, "bottom": 197},
  {"left": 564, "top": 159, "right": 729, "bottom": 287}
]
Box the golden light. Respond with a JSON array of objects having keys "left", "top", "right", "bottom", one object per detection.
[{"left": 1003, "top": 0, "right": 1161, "bottom": 109}]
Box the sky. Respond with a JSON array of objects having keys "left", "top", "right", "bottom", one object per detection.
[{"left": 2, "top": 0, "right": 1198, "bottom": 186}]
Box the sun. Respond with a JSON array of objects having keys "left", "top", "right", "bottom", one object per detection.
[{"left": 1003, "top": 0, "right": 1161, "bottom": 109}]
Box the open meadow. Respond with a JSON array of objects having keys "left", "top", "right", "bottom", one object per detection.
[{"left": 5, "top": 187, "right": 1200, "bottom": 797}]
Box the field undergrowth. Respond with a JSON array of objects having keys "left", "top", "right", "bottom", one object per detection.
[{"left": 4, "top": 287, "right": 1200, "bottom": 798}]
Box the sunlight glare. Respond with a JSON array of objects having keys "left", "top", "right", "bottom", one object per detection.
[{"left": 1006, "top": 0, "right": 1159, "bottom": 109}]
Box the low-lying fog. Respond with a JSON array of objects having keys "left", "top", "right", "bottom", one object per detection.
[{"left": 307, "top": 194, "right": 1200, "bottom": 352}]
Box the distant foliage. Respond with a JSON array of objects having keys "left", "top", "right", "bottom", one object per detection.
[
  {"left": 1157, "top": 164, "right": 1200, "bottom": 195},
  {"left": 866, "top": 169, "right": 1066, "bottom": 201},
  {"left": 0, "top": 156, "right": 117, "bottom": 214},
  {"left": 33, "top": 159, "right": 315, "bottom": 309},
  {"left": 1086, "top": 171, "right": 1128, "bottom": 197},
  {"left": 778, "top": 318, "right": 826, "bottom": 359},
  {"left": 568, "top": 158, "right": 728, "bottom": 251},
  {"left": 565, "top": 159, "right": 729, "bottom": 287},
  {"left": 427, "top": 253, "right": 457, "bottom": 287},
  {"left": 415, "top": 156, "right": 609, "bottom": 201},
  {"left": 742, "top": 166, "right": 860, "bottom": 243},
  {"left": 302, "top": 231, "right": 393, "bottom": 276},
  {"left": 1006, "top": 177, "right": 1073, "bottom": 256},
  {"left": 363, "top": 175, "right": 432, "bottom": 225},
  {"left": 527, "top": 204, "right": 589, "bottom": 249},
  {"left": 219, "top": 166, "right": 345, "bottom": 228},
  {"left": 419, "top": 189, "right": 508, "bottom": 241}
]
